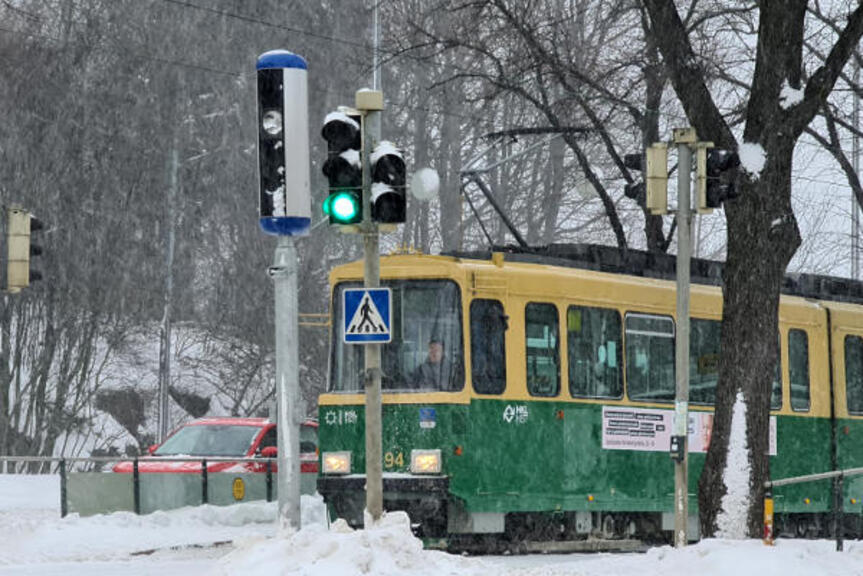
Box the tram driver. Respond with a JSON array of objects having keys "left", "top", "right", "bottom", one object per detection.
[{"left": 411, "top": 338, "right": 453, "bottom": 390}]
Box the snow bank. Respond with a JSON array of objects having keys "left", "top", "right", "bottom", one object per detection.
[
  {"left": 0, "top": 479, "right": 338, "bottom": 565},
  {"left": 638, "top": 539, "right": 863, "bottom": 576},
  {"left": 0, "top": 500, "right": 278, "bottom": 564},
  {"left": 223, "top": 511, "right": 487, "bottom": 576},
  {"left": 4, "top": 475, "right": 863, "bottom": 576},
  {"left": 0, "top": 474, "right": 59, "bottom": 511}
]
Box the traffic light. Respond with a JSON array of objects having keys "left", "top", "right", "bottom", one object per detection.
[
  {"left": 256, "top": 50, "right": 311, "bottom": 236},
  {"left": 6, "top": 208, "right": 43, "bottom": 292},
  {"left": 621, "top": 147, "right": 668, "bottom": 214},
  {"left": 698, "top": 148, "right": 740, "bottom": 211},
  {"left": 370, "top": 141, "right": 406, "bottom": 223},
  {"left": 645, "top": 143, "right": 669, "bottom": 215},
  {"left": 321, "top": 109, "right": 363, "bottom": 225}
]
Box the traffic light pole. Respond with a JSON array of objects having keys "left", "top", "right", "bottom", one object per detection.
[
  {"left": 359, "top": 92, "right": 384, "bottom": 523},
  {"left": 672, "top": 128, "right": 694, "bottom": 547},
  {"left": 271, "top": 236, "right": 301, "bottom": 529}
]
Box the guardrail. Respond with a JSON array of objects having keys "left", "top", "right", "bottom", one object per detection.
[
  {"left": 763, "top": 466, "right": 863, "bottom": 551},
  {"left": 0, "top": 455, "right": 277, "bottom": 518}
]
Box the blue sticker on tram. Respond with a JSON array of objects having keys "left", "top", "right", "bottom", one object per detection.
[{"left": 419, "top": 408, "right": 436, "bottom": 429}]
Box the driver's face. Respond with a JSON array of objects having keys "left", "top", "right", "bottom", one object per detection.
[{"left": 428, "top": 342, "right": 443, "bottom": 364}]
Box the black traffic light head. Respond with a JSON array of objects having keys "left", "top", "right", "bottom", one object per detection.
[
  {"left": 623, "top": 153, "right": 644, "bottom": 171},
  {"left": 370, "top": 141, "right": 406, "bottom": 224},
  {"left": 705, "top": 149, "right": 740, "bottom": 209},
  {"left": 623, "top": 181, "right": 644, "bottom": 201},
  {"left": 29, "top": 215, "right": 43, "bottom": 283},
  {"left": 321, "top": 110, "right": 363, "bottom": 225}
]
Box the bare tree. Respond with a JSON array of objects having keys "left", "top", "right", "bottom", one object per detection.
[{"left": 643, "top": 0, "right": 863, "bottom": 537}]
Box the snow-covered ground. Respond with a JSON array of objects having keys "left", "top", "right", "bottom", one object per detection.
[{"left": 2, "top": 474, "right": 863, "bottom": 575}]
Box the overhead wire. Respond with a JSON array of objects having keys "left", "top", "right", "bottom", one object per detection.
[{"left": 0, "top": 1, "right": 501, "bottom": 128}]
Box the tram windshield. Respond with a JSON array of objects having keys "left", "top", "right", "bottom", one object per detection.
[{"left": 331, "top": 280, "right": 464, "bottom": 392}]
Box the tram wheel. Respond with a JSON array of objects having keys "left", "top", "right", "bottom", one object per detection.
[{"left": 601, "top": 514, "right": 616, "bottom": 539}]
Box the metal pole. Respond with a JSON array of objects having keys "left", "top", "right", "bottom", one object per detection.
[
  {"left": 468, "top": 176, "right": 529, "bottom": 248},
  {"left": 133, "top": 457, "right": 140, "bottom": 515},
  {"left": 59, "top": 458, "right": 67, "bottom": 518},
  {"left": 266, "top": 459, "right": 273, "bottom": 503},
  {"left": 674, "top": 131, "right": 693, "bottom": 547},
  {"left": 362, "top": 105, "right": 383, "bottom": 523},
  {"left": 836, "top": 473, "right": 845, "bottom": 551},
  {"left": 372, "top": 0, "right": 380, "bottom": 92},
  {"left": 853, "top": 58, "right": 860, "bottom": 281},
  {"left": 158, "top": 146, "right": 178, "bottom": 443},
  {"left": 271, "top": 236, "right": 301, "bottom": 529},
  {"left": 201, "top": 458, "right": 208, "bottom": 505}
]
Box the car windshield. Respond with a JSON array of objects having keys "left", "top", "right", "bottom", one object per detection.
[
  {"left": 331, "top": 280, "right": 464, "bottom": 392},
  {"left": 153, "top": 425, "right": 261, "bottom": 457}
]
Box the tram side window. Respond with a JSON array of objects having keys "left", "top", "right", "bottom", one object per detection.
[
  {"left": 470, "top": 299, "right": 507, "bottom": 395},
  {"left": 789, "top": 329, "right": 810, "bottom": 412},
  {"left": 567, "top": 306, "right": 622, "bottom": 399},
  {"left": 846, "top": 335, "right": 863, "bottom": 415},
  {"left": 625, "top": 314, "right": 675, "bottom": 403},
  {"left": 525, "top": 303, "right": 560, "bottom": 397},
  {"left": 690, "top": 319, "right": 720, "bottom": 405},
  {"left": 771, "top": 336, "right": 782, "bottom": 411}
]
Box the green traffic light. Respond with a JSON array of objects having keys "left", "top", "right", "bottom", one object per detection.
[
  {"left": 331, "top": 192, "right": 359, "bottom": 222},
  {"left": 324, "top": 190, "right": 361, "bottom": 224}
]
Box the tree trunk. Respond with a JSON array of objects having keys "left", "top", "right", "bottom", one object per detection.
[
  {"left": 699, "top": 136, "right": 801, "bottom": 535},
  {"left": 697, "top": 193, "right": 792, "bottom": 535}
]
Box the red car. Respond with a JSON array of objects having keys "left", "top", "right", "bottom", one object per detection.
[{"left": 112, "top": 417, "right": 319, "bottom": 474}]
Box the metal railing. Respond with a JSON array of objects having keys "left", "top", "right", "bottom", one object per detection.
[
  {"left": 764, "top": 466, "right": 863, "bottom": 551},
  {"left": 0, "top": 455, "right": 276, "bottom": 518}
]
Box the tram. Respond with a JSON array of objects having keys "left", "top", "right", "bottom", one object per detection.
[{"left": 316, "top": 245, "right": 863, "bottom": 544}]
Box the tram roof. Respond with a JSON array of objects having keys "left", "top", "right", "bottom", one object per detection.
[{"left": 441, "top": 243, "right": 863, "bottom": 306}]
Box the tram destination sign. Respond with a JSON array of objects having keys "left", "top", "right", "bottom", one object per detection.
[{"left": 343, "top": 287, "right": 392, "bottom": 344}]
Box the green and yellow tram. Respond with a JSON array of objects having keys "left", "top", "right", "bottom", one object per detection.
[{"left": 316, "top": 246, "right": 863, "bottom": 543}]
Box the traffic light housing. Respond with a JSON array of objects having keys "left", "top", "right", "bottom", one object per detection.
[
  {"left": 698, "top": 148, "right": 740, "bottom": 212},
  {"left": 7, "top": 208, "right": 43, "bottom": 292},
  {"left": 256, "top": 50, "right": 311, "bottom": 236},
  {"left": 370, "top": 141, "right": 406, "bottom": 224},
  {"left": 622, "top": 153, "right": 645, "bottom": 201},
  {"left": 321, "top": 109, "right": 363, "bottom": 225},
  {"left": 645, "top": 143, "right": 669, "bottom": 215}
]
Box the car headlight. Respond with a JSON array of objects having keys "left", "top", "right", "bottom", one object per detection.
[
  {"left": 410, "top": 449, "right": 441, "bottom": 474},
  {"left": 322, "top": 451, "right": 351, "bottom": 474}
]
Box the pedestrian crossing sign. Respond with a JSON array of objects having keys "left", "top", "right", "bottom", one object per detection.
[{"left": 343, "top": 287, "right": 392, "bottom": 344}]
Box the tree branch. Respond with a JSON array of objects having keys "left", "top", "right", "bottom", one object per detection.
[
  {"left": 790, "top": 3, "right": 863, "bottom": 135},
  {"left": 642, "top": 0, "right": 735, "bottom": 147}
]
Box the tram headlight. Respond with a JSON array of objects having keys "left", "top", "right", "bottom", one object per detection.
[
  {"left": 410, "top": 449, "right": 441, "bottom": 474},
  {"left": 322, "top": 451, "right": 351, "bottom": 474}
]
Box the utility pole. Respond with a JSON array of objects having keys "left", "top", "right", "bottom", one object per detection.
[
  {"left": 853, "top": 58, "right": 860, "bottom": 281},
  {"left": 358, "top": 89, "right": 384, "bottom": 523},
  {"left": 158, "top": 143, "right": 178, "bottom": 444},
  {"left": 364, "top": 0, "right": 384, "bottom": 522},
  {"left": 271, "top": 237, "right": 301, "bottom": 528},
  {"left": 672, "top": 127, "right": 695, "bottom": 547}
]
